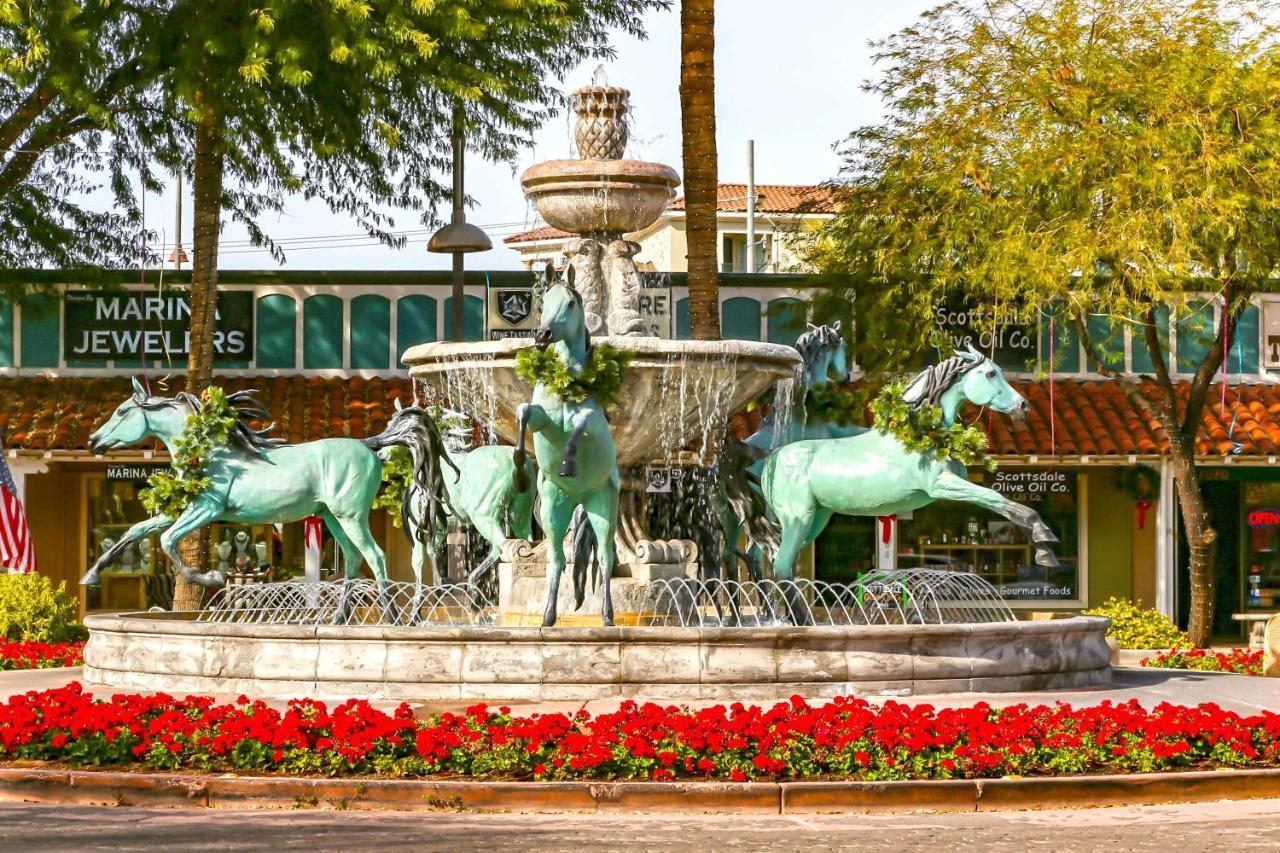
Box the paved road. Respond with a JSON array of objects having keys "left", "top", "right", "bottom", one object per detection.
[{"left": 1, "top": 799, "right": 1279, "bottom": 852}]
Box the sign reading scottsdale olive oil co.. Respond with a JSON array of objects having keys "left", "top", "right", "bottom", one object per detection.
[{"left": 63, "top": 290, "right": 253, "bottom": 361}]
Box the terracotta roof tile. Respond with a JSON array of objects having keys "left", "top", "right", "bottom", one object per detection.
[
  {"left": 502, "top": 225, "right": 572, "bottom": 245},
  {"left": 671, "top": 184, "right": 838, "bottom": 214},
  {"left": 5, "top": 375, "right": 1279, "bottom": 460}
]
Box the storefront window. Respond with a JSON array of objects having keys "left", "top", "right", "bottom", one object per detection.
[
  {"left": 897, "top": 468, "right": 1081, "bottom": 604},
  {"left": 86, "top": 474, "right": 166, "bottom": 612},
  {"left": 1243, "top": 482, "right": 1280, "bottom": 611}
]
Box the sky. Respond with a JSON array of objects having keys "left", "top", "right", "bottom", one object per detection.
[{"left": 141, "top": 0, "right": 937, "bottom": 271}]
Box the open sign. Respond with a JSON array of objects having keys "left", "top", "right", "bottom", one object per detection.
[{"left": 1248, "top": 509, "right": 1280, "bottom": 527}]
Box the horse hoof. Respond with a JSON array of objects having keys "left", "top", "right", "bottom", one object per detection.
[
  {"left": 1034, "top": 550, "right": 1061, "bottom": 569},
  {"left": 558, "top": 459, "right": 577, "bottom": 477}
]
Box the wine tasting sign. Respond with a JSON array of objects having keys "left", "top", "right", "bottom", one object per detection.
[{"left": 64, "top": 291, "right": 253, "bottom": 361}]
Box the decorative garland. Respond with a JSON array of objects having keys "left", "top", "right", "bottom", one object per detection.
[
  {"left": 141, "top": 387, "right": 238, "bottom": 519},
  {"left": 515, "top": 344, "right": 632, "bottom": 408},
  {"left": 804, "top": 383, "right": 862, "bottom": 427},
  {"left": 1116, "top": 465, "right": 1160, "bottom": 502},
  {"left": 867, "top": 381, "right": 994, "bottom": 470}
]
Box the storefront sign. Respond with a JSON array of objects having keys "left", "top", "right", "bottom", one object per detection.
[
  {"left": 106, "top": 463, "right": 168, "bottom": 482},
  {"left": 638, "top": 273, "right": 673, "bottom": 339},
  {"left": 487, "top": 287, "right": 538, "bottom": 340},
  {"left": 935, "top": 298, "right": 1036, "bottom": 368},
  {"left": 64, "top": 290, "right": 253, "bottom": 361},
  {"left": 1249, "top": 509, "right": 1280, "bottom": 528},
  {"left": 988, "top": 469, "right": 1075, "bottom": 503},
  {"left": 1264, "top": 300, "right": 1280, "bottom": 368}
]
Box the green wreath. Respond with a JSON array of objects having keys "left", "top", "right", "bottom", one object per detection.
[
  {"left": 515, "top": 344, "right": 632, "bottom": 408},
  {"left": 868, "top": 381, "right": 994, "bottom": 470},
  {"left": 141, "top": 387, "right": 239, "bottom": 519}
]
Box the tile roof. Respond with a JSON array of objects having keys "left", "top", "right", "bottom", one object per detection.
[
  {"left": 503, "top": 225, "right": 573, "bottom": 245},
  {"left": 671, "top": 184, "right": 838, "bottom": 214},
  {"left": 730, "top": 378, "right": 1280, "bottom": 459},
  {"left": 0, "top": 375, "right": 415, "bottom": 453},
  {"left": 4, "top": 374, "right": 1277, "bottom": 459},
  {"left": 503, "top": 184, "right": 840, "bottom": 243}
]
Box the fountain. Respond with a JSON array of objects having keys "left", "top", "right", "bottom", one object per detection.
[
  {"left": 80, "top": 75, "right": 1112, "bottom": 703},
  {"left": 403, "top": 76, "right": 803, "bottom": 625}
]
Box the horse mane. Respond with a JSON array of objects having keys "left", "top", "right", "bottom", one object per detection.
[
  {"left": 138, "top": 389, "right": 285, "bottom": 455},
  {"left": 900, "top": 351, "right": 985, "bottom": 408},
  {"left": 794, "top": 323, "right": 842, "bottom": 370}
]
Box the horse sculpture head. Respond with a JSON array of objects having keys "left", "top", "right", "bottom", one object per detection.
[
  {"left": 89, "top": 377, "right": 192, "bottom": 453},
  {"left": 534, "top": 264, "right": 588, "bottom": 352},
  {"left": 902, "top": 344, "right": 1028, "bottom": 422},
  {"left": 796, "top": 321, "right": 849, "bottom": 387}
]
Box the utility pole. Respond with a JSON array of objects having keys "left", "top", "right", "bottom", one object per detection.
[
  {"left": 746, "top": 139, "right": 756, "bottom": 273},
  {"left": 428, "top": 106, "right": 491, "bottom": 341},
  {"left": 168, "top": 172, "right": 188, "bottom": 270}
]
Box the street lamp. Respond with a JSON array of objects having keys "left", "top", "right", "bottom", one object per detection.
[{"left": 428, "top": 106, "right": 491, "bottom": 341}]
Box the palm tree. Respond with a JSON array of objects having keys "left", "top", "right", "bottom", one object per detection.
[{"left": 679, "top": 0, "right": 721, "bottom": 340}]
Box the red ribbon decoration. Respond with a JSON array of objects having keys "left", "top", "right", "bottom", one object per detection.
[
  {"left": 1135, "top": 500, "right": 1151, "bottom": 530},
  {"left": 878, "top": 515, "right": 896, "bottom": 545}
]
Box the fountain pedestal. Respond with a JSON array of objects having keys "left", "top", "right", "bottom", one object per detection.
[{"left": 496, "top": 537, "right": 696, "bottom": 627}]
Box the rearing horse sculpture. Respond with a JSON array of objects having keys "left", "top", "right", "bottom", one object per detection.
[
  {"left": 761, "top": 347, "right": 1060, "bottom": 584},
  {"left": 81, "top": 379, "right": 453, "bottom": 604},
  {"left": 511, "top": 269, "right": 621, "bottom": 627}
]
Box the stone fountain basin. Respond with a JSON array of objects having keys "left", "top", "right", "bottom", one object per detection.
[
  {"left": 403, "top": 337, "right": 801, "bottom": 468},
  {"left": 520, "top": 159, "right": 680, "bottom": 235}
]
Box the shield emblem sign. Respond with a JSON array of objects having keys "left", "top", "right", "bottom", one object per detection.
[{"left": 497, "top": 290, "right": 533, "bottom": 326}]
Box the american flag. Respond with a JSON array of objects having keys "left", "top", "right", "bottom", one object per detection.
[{"left": 0, "top": 450, "right": 35, "bottom": 573}]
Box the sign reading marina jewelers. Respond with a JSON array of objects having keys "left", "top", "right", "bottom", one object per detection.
[
  {"left": 106, "top": 463, "right": 168, "bottom": 482},
  {"left": 63, "top": 290, "right": 253, "bottom": 361}
]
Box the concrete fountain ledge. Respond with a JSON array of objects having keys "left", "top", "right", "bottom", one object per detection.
[{"left": 82, "top": 613, "right": 1111, "bottom": 702}]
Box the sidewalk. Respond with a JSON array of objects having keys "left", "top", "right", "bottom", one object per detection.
[{"left": 5, "top": 665, "right": 1279, "bottom": 716}]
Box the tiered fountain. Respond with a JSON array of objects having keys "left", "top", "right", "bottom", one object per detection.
[
  {"left": 81, "top": 77, "right": 1112, "bottom": 703},
  {"left": 403, "top": 78, "right": 803, "bottom": 625}
]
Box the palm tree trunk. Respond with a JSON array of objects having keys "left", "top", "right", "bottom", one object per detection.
[
  {"left": 680, "top": 0, "right": 720, "bottom": 340},
  {"left": 171, "top": 112, "right": 223, "bottom": 612}
]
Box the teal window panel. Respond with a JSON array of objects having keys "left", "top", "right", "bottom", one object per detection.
[
  {"left": 350, "top": 294, "right": 391, "bottom": 369},
  {"left": 397, "top": 295, "right": 437, "bottom": 366},
  {"left": 1232, "top": 304, "right": 1260, "bottom": 375},
  {"left": 0, "top": 299, "right": 14, "bottom": 367},
  {"left": 443, "top": 294, "right": 484, "bottom": 342},
  {"left": 1131, "top": 307, "right": 1171, "bottom": 374},
  {"left": 1085, "top": 314, "right": 1126, "bottom": 373},
  {"left": 1037, "top": 305, "right": 1080, "bottom": 373},
  {"left": 722, "top": 297, "right": 762, "bottom": 341},
  {"left": 766, "top": 298, "right": 806, "bottom": 346},
  {"left": 20, "top": 293, "right": 59, "bottom": 367},
  {"left": 676, "top": 297, "right": 690, "bottom": 339},
  {"left": 255, "top": 294, "right": 296, "bottom": 368},
  {"left": 303, "top": 294, "right": 343, "bottom": 369},
  {"left": 1175, "top": 302, "right": 1214, "bottom": 373}
]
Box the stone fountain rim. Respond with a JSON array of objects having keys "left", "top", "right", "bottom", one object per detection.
[
  {"left": 403, "top": 336, "right": 803, "bottom": 372},
  {"left": 520, "top": 159, "right": 681, "bottom": 189}
]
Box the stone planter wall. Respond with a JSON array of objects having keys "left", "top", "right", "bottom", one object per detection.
[{"left": 83, "top": 613, "right": 1112, "bottom": 702}]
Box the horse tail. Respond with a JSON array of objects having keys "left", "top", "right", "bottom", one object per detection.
[
  {"left": 363, "top": 407, "right": 458, "bottom": 544},
  {"left": 718, "top": 435, "right": 780, "bottom": 558},
  {"left": 505, "top": 455, "right": 536, "bottom": 541},
  {"left": 571, "top": 505, "right": 599, "bottom": 611}
]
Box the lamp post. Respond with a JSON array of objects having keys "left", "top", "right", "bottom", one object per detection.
[{"left": 428, "top": 106, "right": 491, "bottom": 341}]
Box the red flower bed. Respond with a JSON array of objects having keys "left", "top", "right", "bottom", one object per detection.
[
  {"left": 1142, "top": 648, "right": 1263, "bottom": 676},
  {"left": 1, "top": 685, "right": 1278, "bottom": 781},
  {"left": 0, "top": 641, "right": 85, "bottom": 671}
]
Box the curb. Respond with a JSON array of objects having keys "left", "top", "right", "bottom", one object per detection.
[{"left": 3, "top": 767, "right": 1280, "bottom": 813}]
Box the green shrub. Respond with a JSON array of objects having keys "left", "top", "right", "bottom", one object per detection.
[
  {"left": 0, "top": 574, "right": 87, "bottom": 643},
  {"left": 1084, "top": 597, "right": 1188, "bottom": 650}
]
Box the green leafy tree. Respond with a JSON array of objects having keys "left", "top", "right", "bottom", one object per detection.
[
  {"left": 0, "top": 1, "right": 172, "bottom": 277},
  {"left": 814, "top": 0, "right": 1280, "bottom": 645}
]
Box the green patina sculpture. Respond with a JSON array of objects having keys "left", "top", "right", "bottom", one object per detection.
[
  {"left": 378, "top": 400, "right": 535, "bottom": 592},
  {"left": 80, "top": 378, "right": 453, "bottom": 605},
  {"left": 760, "top": 346, "right": 1060, "bottom": 586},
  {"left": 511, "top": 267, "right": 623, "bottom": 627}
]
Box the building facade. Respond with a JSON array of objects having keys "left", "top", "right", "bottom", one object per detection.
[{"left": 0, "top": 267, "right": 1274, "bottom": 640}]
